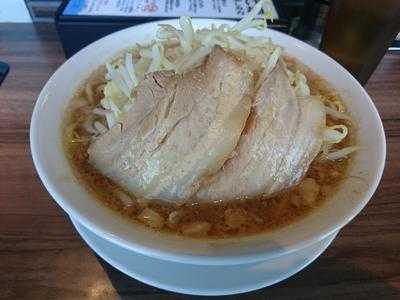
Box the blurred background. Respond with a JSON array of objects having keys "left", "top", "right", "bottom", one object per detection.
[{"left": 1, "top": 0, "right": 399, "bottom": 85}]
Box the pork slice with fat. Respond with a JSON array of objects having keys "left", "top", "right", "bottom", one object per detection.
[
  {"left": 196, "top": 61, "right": 326, "bottom": 202},
  {"left": 88, "top": 46, "right": 254, "bottom": 202}
]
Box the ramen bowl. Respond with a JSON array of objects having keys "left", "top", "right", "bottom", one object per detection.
[{"left": 30, "top": 19, "right": 385, "bottom": 295}]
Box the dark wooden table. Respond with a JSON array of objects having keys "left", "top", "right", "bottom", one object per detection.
[{"left": 0, "top": 23, "right": 399, "bottom": 300}]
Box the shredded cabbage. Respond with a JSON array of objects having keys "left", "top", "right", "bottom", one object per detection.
[
  {"left": 147, "top": 43, "right": 162, "bottom": 72},
  {"left": 285, "top": 69, "right": 310, "bottom": 97},
  {"left": 175, "top": 46, "right": 212, "bottom": 73},
  {"left": 95, "top": 0, "right": 277, "bottom": 131},
  {"left": 324, "top": 125, "right": 348, "bottom": 144},
  {"left": 324, "top": 146, "right": 359, "bottom": 160},
  {"left": 232, "top": 0, "right": 267, "bottom": 32},
  {"left": 179, "top": 16, "right": 195, "bottom": 53},
  {"left": 264, "top": 47, "right": 282, "bottom": 75}
]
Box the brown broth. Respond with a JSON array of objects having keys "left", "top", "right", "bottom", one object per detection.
[{"left": 63, "top": 57, "right": 354, "bottom": 239}]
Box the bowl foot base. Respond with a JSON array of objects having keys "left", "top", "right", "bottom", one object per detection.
[{"left": 71, "top": 217, "right": 338, "bottom": 296}]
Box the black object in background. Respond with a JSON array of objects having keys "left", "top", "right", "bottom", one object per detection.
[
  {"left": 320, "top": 0, "right": 400, "bottom": 85},
  {"left": 0, "top": 62, "right": 10, "bottom": 86}
]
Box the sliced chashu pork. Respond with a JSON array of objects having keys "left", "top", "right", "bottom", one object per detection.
[
  {"left": 196, "top": 61, "right": 326, "bottom": 202},
  {"left": 88, "top": 46, "right": 253, "bottom": 202}
]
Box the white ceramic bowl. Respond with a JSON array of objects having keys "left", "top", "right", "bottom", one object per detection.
[{"left": 30, "top": 19, "right": 385, "bottom": 266}]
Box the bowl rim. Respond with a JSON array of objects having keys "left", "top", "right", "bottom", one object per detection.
[{"left": 30, "top": 18, "right": 386, "bottom": 265}]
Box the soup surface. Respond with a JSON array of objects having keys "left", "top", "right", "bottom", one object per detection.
[{"left": 63, "top": 55, "right": 354, "bottom": 239}]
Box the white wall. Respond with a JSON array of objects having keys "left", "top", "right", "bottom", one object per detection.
[{"left": 0, "top": 0, "right": 32, "bottom": 22}]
